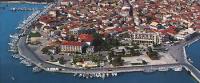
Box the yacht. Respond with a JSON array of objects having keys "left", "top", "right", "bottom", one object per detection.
[{"left": 32, "top": 66, "right": 42, "bottom": 72}]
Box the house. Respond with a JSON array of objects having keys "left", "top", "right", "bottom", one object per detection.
[
  {"left": 39, "top": 15, "right": 55, "bottom": 26},
  {"left": 86, "top": 46, "right": 95, "bottom": 53},
  {"left": 111, "top": 46, "right": 131, "bottom": 56},
  {"left": 175, "top": 28, "right": 196, "bottom": 40},
  {"left": 61, "top": 0, "right": 73, "bottom": 6},
  {"left": 48, "top": 10, "right": 57, "bottom": 17},
  {"left": 69, "top": 28, "right": 81, "bottom": 35},
  {"left": 69, "top": 28, "right": 96, "bottom": 35},
  {"left": 60, "top": 41, "right": 85, "bottom": 53},
  {"left": 78, "top": 34, "right": 94, "bottom": 45},
  {"left": 76, "top": 61, "right": 98, "bottom": 68}
]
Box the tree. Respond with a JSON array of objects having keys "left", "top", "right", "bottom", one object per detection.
[
  {"left": 50, "top": 56, "right": 54, "bottom": 61},
  {"left": 111, "top": 56, "right": 124, "bottom": 66},
  {"left": 146, "top": 47, "right": 159, "bottom": 60},
  {"left": 41, "top": 46, "right": 50, "bottom": 54},
  {"left": 58, "top": 56, "right": 65, "bottom": 64}
]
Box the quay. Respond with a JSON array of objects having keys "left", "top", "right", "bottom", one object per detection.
[
  {"left": 182, "top": 36, "right": 200, "bottom": 82},
  {"left": 8, "top": 0, "right": 200, "bottom": 82}
]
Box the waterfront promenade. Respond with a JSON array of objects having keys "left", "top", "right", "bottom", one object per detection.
[
  {"left": 15, "top": 1, "right": 200, "bottom": 83},
  {"left": 167, "top": 35, "right": 200, "bottom": 82}
]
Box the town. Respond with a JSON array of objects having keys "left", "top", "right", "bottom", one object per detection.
[
  {"left": 7, "top": 0, "right": 200, "bottom": 80},
  {"left": 23, "top": 0, "right": 200, "bottom": 69}
]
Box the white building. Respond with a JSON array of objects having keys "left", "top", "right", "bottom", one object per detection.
[
  {"left": 130, "top": 32, "right": 161, "bottom": 46},
  {"left": 175, "top": 28, "right": 196, "bottom": 40}
]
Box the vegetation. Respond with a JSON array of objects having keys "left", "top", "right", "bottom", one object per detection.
[
  {"left": 50, "top": 55, "right": 54, "bottom": 61},
  {"left": 29, "top": 32, "right": 41, "bottom": 37},
  {"left": 41, "top": 46, "right": 52, "bottom": 55},
  {"left": 72, "top": 54, "right": 103, "bottom": 65},
  {"left": 146, "top": 47, "right": 159, "bottom": 60},
  {"left": 130, "top": 48, "right": 140, "bottom": 56},
  {"left": 110, "top": 56, "right": 124, "bottom": 66},
  {"left": 58, "top": 56, "right": 66, "bottom": 65}
]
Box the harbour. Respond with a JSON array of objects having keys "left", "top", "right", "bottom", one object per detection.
[{"left": 0, "top": 2, "right": 200, "bottom": 83}]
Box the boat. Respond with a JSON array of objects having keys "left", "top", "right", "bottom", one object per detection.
[
  {"left": 106, "top": 73, "right": 109, "bottom": 77},
  {"left": 9, "top": 34, "right": 18, "bottom": 39},
  {"left": 32, "top": 66, "right": 42, "bottom": 72},
  {"left": 16, "top": 26, "right": 22, "bottom": 30},
  {"left": 78, "top": 74, "right": 82, "bottom": 77},
  {"left": 8, "top": 42, "right": 13, "bottom": 46},
  {"left": 158, "top": 67, "right": 169, "bottom": 71},
  {"left": 188, "top": 58, "right": 193, "bottom": 63},
  {"left": 113, "top": 73, "right": 118, "bottom": 76},
  {"left": 173, "top": 67, "right": 183, "bottom": 71},
  {"left": 73, "top": 73, "right": 77, "bottom": 76},
  {"left": 101, "top": 73, "right": 105, "bottom": 79},
  {"left": 11, "top": 54, "right": 21, "bottom": 59},
  {"left": 20, "top": 59, "right": 32, "bottom": 67},
  {"left": 144, "top": 69, "right": 155, "bottom": 73}
]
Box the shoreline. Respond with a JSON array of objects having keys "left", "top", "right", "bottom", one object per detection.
[
  {"left": 6, "top": 1, "right": 200, "bottom": 81},
  {"left": 183, "top": 36, "right": 200, "bottom": 83},
  {"left": 0, "top": 1, "right": 47, "bottom": 4}
]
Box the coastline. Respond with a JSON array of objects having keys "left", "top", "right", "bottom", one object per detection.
[
  {"left": 1, "top": 3, "right": 199, "bottom": 83},
  {"left": 5, "top": 1, "right": 200, "bottom": 81},
  {"left": 0, "top": 1, "right": 47, "bottom": 4}
]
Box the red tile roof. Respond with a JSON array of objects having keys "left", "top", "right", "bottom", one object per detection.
[
  {"left": 78, "top": 34, "right": 94, "bottom": 42},
  {"left": 62, "top": 0, "right": 68, "bottom": 2},
  {"left": 168, "top": 26, "right": 176, "bottom": 29},
  {"left": 62, "top": 41, "right": 85, "bottom": 46},
  {"left": 39, "top": 15, "right": 54, "bottom": 24}
]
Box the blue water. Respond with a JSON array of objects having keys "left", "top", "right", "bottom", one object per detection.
[
  {"left": 0, "top": 3, "right": 198, "bottom": 83},
  {"left": 186, "top": 40, "right": 200, "bottom": 70}
]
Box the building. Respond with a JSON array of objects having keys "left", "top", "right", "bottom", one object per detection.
[
  {"left": 175, "top": 28, "right": 196, "bottom": 40},
  {"left": 39, "top": 15, "right": 54, "bottom": 26},
  {"left": 78, "top": 34, "right": 94, "bottom": 45},
  {"left": 48, "top": 10, "right": 57, "bottom": 17},
  {"left": 29, "top": 31, "right": 41, "bottom": 44},
  {"left": 60, "top": 41, "right": 85, "bottom": 53},
  {"left": 61, "top": 0, "right": 73, "bottom": 6},
  {"left": 130, "top": 32, "right": 161, "bottom": 46},
  {"left": 69, "top": 28, "right": 96, "bottom": 35}
]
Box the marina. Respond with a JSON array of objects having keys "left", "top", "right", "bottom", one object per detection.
[
  {"left": 0, "top": 2, "right": 198, "bottom": 83},
  {"left": 74, "top": 73, "right": 118, "bottom": 79},
  {"left": 32, "top": 66, "right": 42, "bottom": 72}
]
